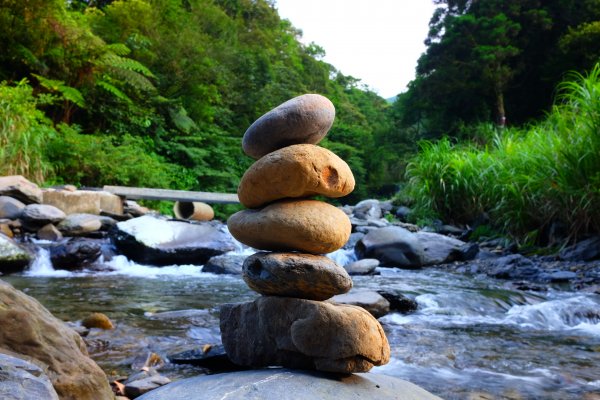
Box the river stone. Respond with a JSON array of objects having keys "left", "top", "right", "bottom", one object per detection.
[
  {"left": 353, "top": 199, "right": 382, "bottom": 220},
  {"left": 242, "top": 252, "right": 352, "bottom": 300},
  {"left": 330, "top": 290, "right": 390, "bottom": 318},
  {"left": 203, "top": 254, "right": 246, "bottom": 274},
  {"left": 21, "top": 204, "right": 66, "bottom": 230},
  {"left": 0, "top": 196, "right": 25, "bottom": 219},
  {"left": 415, "top": 231, "right": 470, "bottom": 266},
  {"left": 48, "top": 238, "right": 102, "bottom": 270},
  {"left": 227, "top": 199, "right": 350, "bottom": 254},
  {"left": 0, "top": 175, "right": 42, "bottom": 204},
  {"left": 559, "top": 236, "right": 600, "bottom": 261},
  {"left": 113, "top": 216, "right": 236, "bottom": 266},
  {"left": 344, "top": 258, "right": 379, "bottom": 275},
  {"left": 0, "top": 280, "right": 113, "bottom": 400},
  {"left": 57, "top": 213, "right": 103, "bottom": 236},
  {"left": 136, "top": 368, "right": 442, "bottom": 400},
  {"left": 42, "top": 189, "right": 123, "bottom": 215},
  {"left": 0, "top": 353, "right": 59, "bottom": 400},
  {"left": 0, "top": 234, "right": 31, "bottom": 274},
  {"left": 37, "top": 224, "right": 63, "bottom": 241},
  {"left": 355, "top": 226, "right": 424, "bottom": 269},
  {"left": 238, "top": 144, "right": 355, "bottom": 208},
  {"left": 242, "top": 94, "right": 335, "bottom": 159},
  {"left": 377, "top": 290, "right": 418, "bottom": 314},
  {"left": 220, "top": 296, "right": 390, "bottom": 373}
]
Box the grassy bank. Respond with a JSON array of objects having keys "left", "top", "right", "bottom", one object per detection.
[{"left": 403, "top": 64, "right": 600, "bottom": 243}]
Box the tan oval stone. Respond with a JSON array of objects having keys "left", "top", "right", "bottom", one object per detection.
[
  {"left": 242, "top": 252, "right": 352, "bottom": 300},
  {"left": 227, "top": 199, "right": 350, "bottom": 254},
  {"left": 81, "top": 312, "right": 114, "bottom": 330},
  {"left": 238, "top": 144, "right": 355, "bottom": 208},
  {"left": 242, "top": 94, "right": 335, "bottom": 159}
]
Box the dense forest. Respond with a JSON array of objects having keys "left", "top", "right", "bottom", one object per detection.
[{"left": 1, "top": 0, "right": 599, "bottom": 240}]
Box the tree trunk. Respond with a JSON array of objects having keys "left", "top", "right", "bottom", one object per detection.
[{"left": 496, "top": 85, "right": 506, "bottom": 127}]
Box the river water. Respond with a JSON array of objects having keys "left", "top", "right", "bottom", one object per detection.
[{"left": 4, "top": 248, "right": 600, "bottom": 400}]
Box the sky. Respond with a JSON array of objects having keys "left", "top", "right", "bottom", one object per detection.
[{"left": 274, "top": 0, "right": 437, "bottom": 99}]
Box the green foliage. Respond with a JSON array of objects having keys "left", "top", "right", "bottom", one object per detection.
[
  {"left": 404, "top": 64, "right": 600, "bottom": 242},
  {"left": 0, "top": 80, "right": 55, "bottom": 183}
]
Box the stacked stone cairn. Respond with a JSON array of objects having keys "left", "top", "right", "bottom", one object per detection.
[{"left": 222, "top": 94, "right": 390, "bottom": 373}]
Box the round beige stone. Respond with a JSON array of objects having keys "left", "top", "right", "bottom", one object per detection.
[
  {"left": 242, "top": 252, "right": 352, "bottom": 300},
  {"left": 238, "top": 144, "right": 355, "bottom": 208},
  {"left": 227, "top": 199, "right": 350, "bottom": 254},
  {"left": 242, "top": 94, "right": 335, "bottom": 159}
]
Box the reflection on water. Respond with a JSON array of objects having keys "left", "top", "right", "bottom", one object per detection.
[{"left": 4, "top": 251, "right": 600, "bottom": 400}]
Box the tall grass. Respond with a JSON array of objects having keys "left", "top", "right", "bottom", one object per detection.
[{"left": 404, "top": 64, "right": 600, "bottom": 242}]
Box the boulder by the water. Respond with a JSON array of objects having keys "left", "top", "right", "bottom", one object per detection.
[
  {"left": 242, "top": 94, "right": 335, "bottom": 159},
  {"left": 37, "top": 224, "right": 63, "bottom": 241},
  {"left": 220, "top": 296, "right": 390, "bottom": 373},
  {"left": 343, "top": 258, "right": 379, "bottom": 275},
  {"left": 112, "top": 216, "right": 236, "bottom": 266},
  {"left": 0, "top": 353, "right": 59, "bottom": 400},
  {"left": 0, "top": 234, "right": 31, "bottom": 274},
  {"left": 242, "top": 252, "right": 352, "bottom": 300},
  {"left": 203, "top": 253, "right": 246, "bottom": 275},
  {"left": 21, "top": 204, "right": 66, "bottom": 230},
  {"left": 0, "top": 196, "right": 25, "bottom": 219},
  {"left": 355, "top": 226, "right": 424, "bottom": 269},
  {"left": 48, "top": 238, "right": 102, "bottom": 270},
  {"left": 415, "top": 231, "right": 474, "bottom": 265},
  {"left": 0, "top": 175, "right": 42, "bottom": 204},
  {"left": 42, "top": 188, "right": 123, "bottom": 215},
  {"left": 0, "top": 279, "right": 113, "bottom": 400},
  {"left": 136, "top": 368, "right": 442, "bottom": 400},
  {"left": 377, "top": 290, "right": 419, "bottom": 314},
  {"left": 168, "top": 344, "right": 243, "bottom": 372},
  {"left": 123, "top": 368, "right": 171, "bottom": 399},
  {"left": 57, "top": 213, "right": 103, "bottom": 236},
  {"left": 228, "top": 199, "right": 351, "bottom": 254},
  {"left": 559, "top": 236, "right": 600, "bottom": 261},
  {"left": 238, "top": 144, "right": 355, "bottom": 208},
  {"left": 353, "top": 199, "right": 382, "bottom": 220},
  {"left": 330, "top": 290, "right": 390, "bottom": 318}
]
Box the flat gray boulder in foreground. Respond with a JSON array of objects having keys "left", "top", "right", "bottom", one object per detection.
[{"left": 137, "top": 368, "right": 442, "bottom": 400}]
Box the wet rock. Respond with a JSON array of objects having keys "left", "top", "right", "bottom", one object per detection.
[
  {"left": 228, "top": 200, "right": 351, "bottom": 254},
  {"left": 42, "top": 189, "right": 123, "bottom": 215},
  {"left": 238, "top": 144, "right": 354, "bottom": 208},
  {"left": 242, "top": 94, "right": 335, "bottom": 159},
  {"left": 0, "top": 196, "right": 25, "bottom": 219},
  {"left": 124, "top": 368, "right": 171, "bottom": 399},
  {"left": 220, "top": 297, "right": 390, "bottom": 373},
  {"left": 416, "top": 231, "right": 471, "bottom": 266},
  {"left": 0, "top": 234, "right": 31, "bottom": 274},
  {"left": 342, "top": 232, "right": 364, "bottom": 250},
  {"left": 343, "top": 258, "right": 379, "bottom": 275},
  {"left": 48, "top": 238, "right": 102, "bottom": 270},
  {"left": 355, "top": 226, "right": 380, "bottom": 235},
  {"left": 330, "top": 290, "right": 390, "bottom": 318},
  {"left": 486, "top": 254, "right": 541, "bottom": 280},
  {"left": 136, "top": 368, "right": 442, "bottom": 400},
  {"left": 21, "top": 204, "right": 66, "bottom": 230},
  {"left": 168, "top": 344, "right": 243, "bottom": 372},
  {"left": 81, "top": 312, "right": 114, "bottom": 330},
  {"left": 113, "top": 216, "right": 236, "bottom": 266},
  {"left": 377, "top": 290, "right": 418, "bottom": 314},
  {"left": 0, "top": 175, "right": 42, "bottom": 204},
  {"left": 355, "top": 226, "right": 424, "bottom": 269},
  {"left": 395, "top": 206, "right": 412, "bottom": 221},
  {"left": 0, "top": 353, "right": 59, "bottom": 400},
  {"left": 546, "top": 270, "right": 577, "bottom": 282},
  {"left": 0, "top": 280, "right": 113, "bottom": 400},
  {"left": 242, "top": 252, "right": 352, "bottom": 300},
  {"left": 559, "top": 236, "right": 600, "bottom": 261},
  {"left": 353, "top": 199, "right": 382, "bottom": 220},
  {"left": 37, "top": 223, "right": 63, "bottom": 241},
  {"left": 57, "top": 213, "right": 103, "bottom": 236},
  {"left": 124, "top": 200, "right": 150, "bottom": 217},
  {"left": 203, "top": 254, "right": 246, "bottom": 275}
]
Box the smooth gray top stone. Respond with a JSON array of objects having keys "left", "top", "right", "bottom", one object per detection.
[
  {"left": 331, "top": 290, "right": 391, "bottom": 318},
  {"left": 242, "top": 94, "right": 335, "bottom": 159},
  {"left": 137, "top": 368, "right": 442, "bottom": 400},
  {"left": 21, "top": 204, "right": 66, "bottom": 224},
  {"left": 0, "top": 353, "right": 59, "bottom": 400},
  {"left": 0, "top": 196, "right": 26, "bottom": 219}
]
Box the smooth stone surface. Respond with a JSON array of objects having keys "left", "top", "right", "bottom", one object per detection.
[
  {"left": 228, "top": 199, "right": 350, "bottom": 254},
  {"left": 330, "top": 290, "right": 390, "bottom": 318},
  {"left": 0, "top": 234, "right": 31, "bottom": 274},
  {"left": 57, "top": 213, "right": 102, "bottom": 235},
  {"left": 377, "top": 290, "right": 418, "bottom": 314},
  {"left": 242, "top": 94, "right": 335, "bottom": 159},
  {"left": 137, "top": 368, "right": 442, "bottom": 400},
  {"left": 168, "top": 344, "right": 243, "bottom": 372},
  {"left": 242, "top": 252, "right": 352, "bottom": 300},
  {"left": 81, "top": 312, "right": 114, "bottom": 330},
  {"left": 37, "top": 224, "right": 63, "bottom": 241},
  {"left": 0, "top": 175, "right": 42, "bottom": 204},
  {"left": 42, "top": 189, "right": 123, "bottom": 215},
  {"left": 203, "top": 254, "right": 246, "bottom": 275},
  {"left": 0, "top": 196, "right": 25, "bottom": 219},
  {"left": 0, "top": 353, "right": 59, "bottom": 400},
  {"left": 415, "top": 231, "right": 471, "bottom": 266},
  {"left": 21, "top": 204, "right": 66, "bottom": 230},
  {"left": 238, "top": 144, "right": 355, "bottom": 208},
  {"left": 344, "top": 258, "right": 379, "bottom": 275},
  {"left": 48, "top": 238, "right": 102, "bottom": 270},
  {"left": 220, "top": 296, "right": 390, "bottom": 373},
  {"left": 355, "top": 226, "right": 424, "bottom": 269},
  {"left": 559, "top": 236, "right": 600, "bottom": 261},
  {"left": 113, "top": 216, "right": 236, "bottom": 266},
  {"left": 0, "top": 280, "right": 113, "bottom": 400}
]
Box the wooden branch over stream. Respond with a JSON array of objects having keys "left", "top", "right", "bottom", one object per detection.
[{"left": 103, "top": 186, "right": 240, "bottom": 204}]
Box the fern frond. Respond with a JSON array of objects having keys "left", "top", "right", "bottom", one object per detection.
[
  {"left": 96, "top": 79, "right": 132, "bottom": 103},
  {"left": 97, "top": 53, "right": 155, "bottom": 78},
  {"left": 33, "top": 74, "right": 86, "bottom": 108},
  {"left": 106, "top": 43, "right": 131, "bottom": 56}
]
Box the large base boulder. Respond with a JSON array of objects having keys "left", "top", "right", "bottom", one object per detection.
[
  {"left": 136, "top": 368, "right": 442, "bottom": 400},
  {"left": 220, "top": 296, "right": 390, "bottom": 373},
  {"left": 0, "top": 279, "right": 113, "bottom": 400},
  {"left": 113, "top": 215, "right": 236, "bottom": 266}
]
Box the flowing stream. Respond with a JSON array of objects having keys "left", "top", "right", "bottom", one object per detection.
[{"left": 4, "top": 247, "right": 600, "bottom": 400}]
